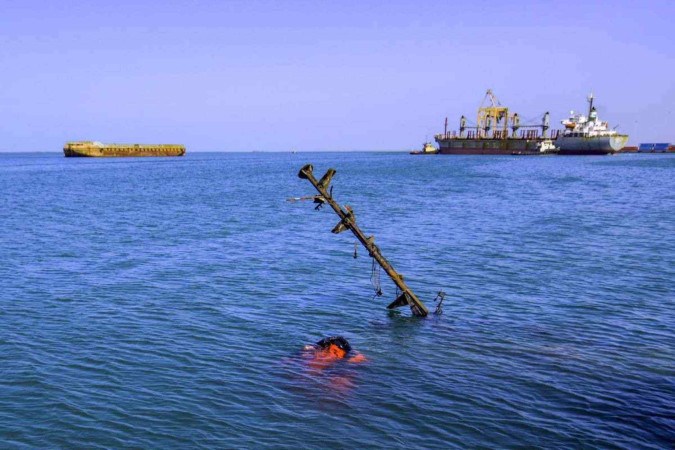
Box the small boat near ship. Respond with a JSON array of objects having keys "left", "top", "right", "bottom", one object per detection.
[
  {"left": 511, "top": 139, "right": 559, "bottom": 155},
  {"left": 409, "top": 142, "right": 438, "bottom": 155},
  {"left": 555, "top": 94, "right": 628, "bottom": 155},
  {"left": 63, "top": 141, "right": 186, "bottom": 157}
]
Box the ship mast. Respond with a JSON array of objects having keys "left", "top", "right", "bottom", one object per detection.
[
  {"left": 297, "top": 164, "right": 430, "bottom": 317},
  {"left": 587, "top": 92, "right": 594, "bottom": 117}
]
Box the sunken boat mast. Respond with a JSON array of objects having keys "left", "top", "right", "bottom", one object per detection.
[
  {"left": 435, "top": 89, "right": 557, "bottom": 155},
  {"left": 298, "top": 164, "right": 431, "bottom": 317}
]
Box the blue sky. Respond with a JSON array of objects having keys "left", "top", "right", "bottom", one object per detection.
[{"left": 0, "top": 0, "right": 673, "bottom": 151}]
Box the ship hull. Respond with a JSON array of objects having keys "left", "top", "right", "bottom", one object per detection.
[
  {"left": 63, "top": 143, "right": 185, "bottom": 157},
  {"left": 555, "top": 135, "right": 628, "bottom": 155},
  {"left": 435, "top": 138, "right": 548, "bottom": 155}
]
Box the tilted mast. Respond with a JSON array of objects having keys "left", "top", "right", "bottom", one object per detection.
[{"left": 297, "top": 164, "right": 431, "bottom": 317}]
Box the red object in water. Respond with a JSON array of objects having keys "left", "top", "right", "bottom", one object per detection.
[{"left": 302, "top": 343, "right": 367, "bottom": 371}]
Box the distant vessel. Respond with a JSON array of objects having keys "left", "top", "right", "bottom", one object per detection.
[
  {"left": 555, "top": 94, "right": 628, "bottom": 155},
  {"left": 409, "top": 142, "right": 438, "bottom": 155},
  {"left": 63, "top": 141, "right": 186, "bottom": 157},
  {"left": 434, "top": 90, "right": 558, "bottom": 155}
]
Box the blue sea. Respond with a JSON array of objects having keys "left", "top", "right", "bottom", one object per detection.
[{"left": 1, "top": 152, "right": 673, "bottom": 448}]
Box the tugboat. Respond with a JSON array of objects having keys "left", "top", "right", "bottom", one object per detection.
[
  {"left": 555, "top": 94, "right": 629, "bottom": 155},
  {"left": 409, "top": 142, "right": 438, "bottom": 155},
  {"left": 511, "top": 139, "right": 559, "bottom": 155}
]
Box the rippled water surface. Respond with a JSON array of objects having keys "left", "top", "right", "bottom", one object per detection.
[{"left": 1, "top": 152, "right": 673, "bottom": 448}]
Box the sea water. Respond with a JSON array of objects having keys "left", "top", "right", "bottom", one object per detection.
[{"left": 0, "top": 152, "right": 673, "bottom": 448}]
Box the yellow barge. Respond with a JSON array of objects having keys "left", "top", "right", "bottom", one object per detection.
[{"left": 63, "top": 141, "right": 186, "bottom": 157}]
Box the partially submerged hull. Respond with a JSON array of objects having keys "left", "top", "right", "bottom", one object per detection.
[
  {"left": 64, "top": 141, "right": 185, "bottom": 157},
  {"left": 555, "top": 135, "right": 628, "bottom": 155}
]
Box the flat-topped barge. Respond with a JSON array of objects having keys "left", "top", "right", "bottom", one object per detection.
[{"left": 64, "top": 141, "right": 185, "bottom": 157}]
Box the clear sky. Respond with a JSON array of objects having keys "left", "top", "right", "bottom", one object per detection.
[{"left": 1, "top": 0, "right": 673, "bottom": 151}]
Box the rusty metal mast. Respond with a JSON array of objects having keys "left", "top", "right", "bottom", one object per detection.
[{"left": 298, "top": 164, "right": 429, "bottom": 317}]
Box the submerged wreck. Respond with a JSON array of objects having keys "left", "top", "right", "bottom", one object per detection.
[{"left": 298, "top": 164, "right": 444, "bottom": 317}]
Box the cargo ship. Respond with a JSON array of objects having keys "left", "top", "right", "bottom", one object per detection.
[
  {"left": 63, "top": 141, "right": 186, "bottom": 157},
  {"left": 555, "top": 94, "right": 628, "bottom": 155},
  {"left": 434, "top": 90, "right": 559, "bottom": 155}
]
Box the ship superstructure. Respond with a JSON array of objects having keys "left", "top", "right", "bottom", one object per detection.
[
  {"left": 555, "top": 94, "right": 628, "bottom": 155},
  {"left": 434, "top": 90, "right": 558, "bottom": 155}
]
